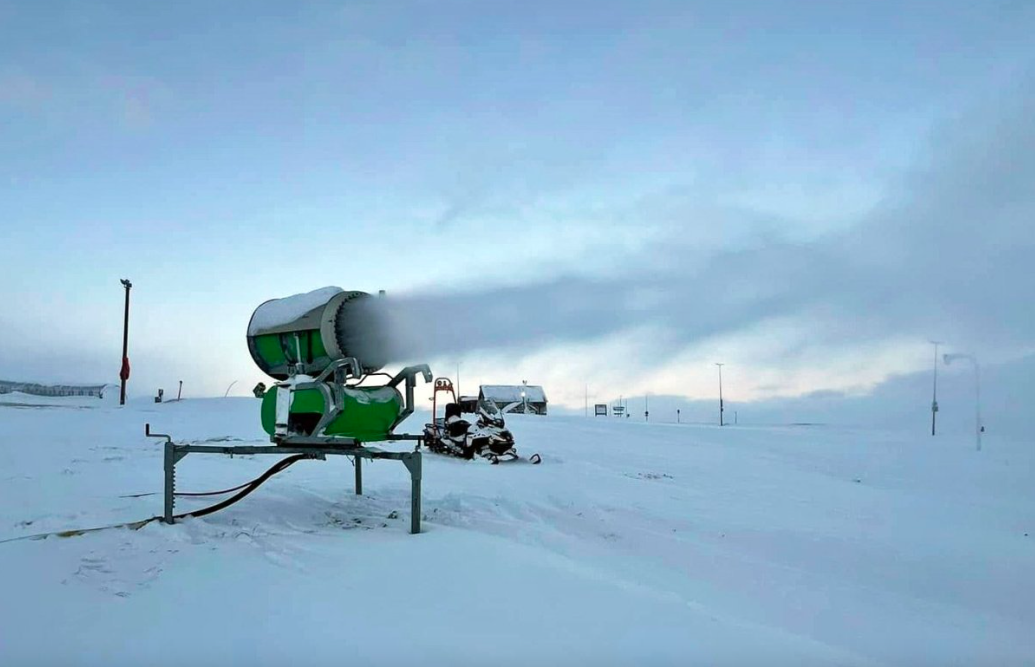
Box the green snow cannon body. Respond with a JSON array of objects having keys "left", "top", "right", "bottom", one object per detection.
[
  {"left": 247, "top": 287, "right": 429, "bottom": 444},
  {"left": 259, "top": 384, "right": 403, "bottom": 441}
]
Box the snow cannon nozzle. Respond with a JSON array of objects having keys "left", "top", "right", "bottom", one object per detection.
[{"left": 246, "top": 287, "right": 393, "bottom": 380}]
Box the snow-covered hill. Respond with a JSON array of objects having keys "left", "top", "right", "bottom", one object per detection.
[{"left": 1, "top": 395, "right": 1032, "bottom": 665}]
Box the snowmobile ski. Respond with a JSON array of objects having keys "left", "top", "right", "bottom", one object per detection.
[{"left": 488, "top": 452, "right": 542, "bottom": 465}]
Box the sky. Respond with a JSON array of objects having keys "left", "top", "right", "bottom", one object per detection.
[{"left": 1, "top": 1, "right": 1033, "bottom": 434}]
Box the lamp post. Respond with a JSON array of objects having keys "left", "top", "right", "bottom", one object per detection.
[
  {"left": 929, "top": 340, "right": 942, "bottom": 435},
  {"left": 715, "top": 363, "right": 725, "bottom": 426},
  {"left": 943, "top": 353, "right": 982, "bottom": 451},
  {"left": 118, "top": 279, "right": 132, "bottom": 405}
]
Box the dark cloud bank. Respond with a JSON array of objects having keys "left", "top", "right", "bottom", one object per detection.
[{"left": 386, "top": 84, "right": 1035, "bottom": 363}]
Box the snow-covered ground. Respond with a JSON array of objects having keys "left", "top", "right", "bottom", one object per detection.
[{"left": 1, "top": 393, "right": 1032, "bottom": 665}]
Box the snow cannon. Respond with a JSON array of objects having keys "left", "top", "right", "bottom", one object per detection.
[
  {"left": 246, "top": 287, "right": 430, "bottom": 444},
  {"left": 247, "top": 286, "right": 390, "bottom": 380}
]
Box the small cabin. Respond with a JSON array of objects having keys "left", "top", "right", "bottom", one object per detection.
[{"left": 479, "top": 384, "right": 548, "bottom": 415}]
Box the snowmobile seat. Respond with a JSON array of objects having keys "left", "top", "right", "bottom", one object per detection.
[{"left": 447, "top": 417, "right": 470, "bottom": 439}]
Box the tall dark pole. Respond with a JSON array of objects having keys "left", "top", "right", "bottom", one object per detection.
[
  {"left": 119, "top": 279, "right": 132, "bottom": 405},
  {"left": 716, "top": 363, "right": 724, "bottom": 426},
  {"left": 930, "top": 340, "right": 942, "bottom": 436},
  {"left": 944, "top": 353, "right": 982, "bottom": 451}
]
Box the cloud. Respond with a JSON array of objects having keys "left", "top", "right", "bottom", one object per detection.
[
  {"left": 97, "top": 73, "right": 165, "bottom": 130},
  {"left": 0, "top": 69, "right": 51, "bottom": 109},
  {"left": 379, "top": 81, "right": 1035, "bottom": 370},
  {"left": 0, "top": 66, "right": 165, "bottom": 129}
]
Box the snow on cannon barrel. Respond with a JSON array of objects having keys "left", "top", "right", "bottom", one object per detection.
[{"left": 247, "top": 286, "right": 391, "bottom": 379}]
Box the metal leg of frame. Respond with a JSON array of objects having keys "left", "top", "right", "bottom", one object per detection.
[
  {"left": 354, "top": 455, "right": 363, "bottom": 495},
  {"left": 163, "top": 441, "right": 176, "bottom": 523},
  {"left": 412, "top": 475, "right": 421, "bottom": 534},
  {"left": 402, "top": 452, "right": 422, "bottom": 534}
]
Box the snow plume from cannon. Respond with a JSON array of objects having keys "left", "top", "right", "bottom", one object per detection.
[
  {"left": 379, "top": 245, "right": 825, "bottom": 363},
  {"left": 380, "top": 85, "right": 1035, "bottom": 364}
]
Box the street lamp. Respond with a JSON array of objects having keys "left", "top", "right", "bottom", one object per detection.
[
  {"left": 943, "top": 353, "right": 982, "bottom": 451},
  {"left": 715, "top": 363, "right": 725, "bottom": 427},
  {"left": 929, "top": 340, "right": 942, "bottom": 435},
  {"left": 119, "top": 279, "right": 133, "bottom": 405}
]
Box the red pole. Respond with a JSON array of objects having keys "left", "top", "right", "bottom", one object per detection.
[{"left": 119, "top": 279, "right": 132, "bottom": 405}]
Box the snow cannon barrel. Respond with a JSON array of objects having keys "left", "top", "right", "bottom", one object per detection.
[{"left": 247, "top": 287, "right": 390, "bottom": 380}]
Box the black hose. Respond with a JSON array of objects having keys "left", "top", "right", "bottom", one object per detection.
[
  {"left": 175, "top": 454, "right": 309, "bottom": 520},
  {"left": 119, "top": 485, "right": 252, "bottom": 498},
  {"left": 174, "top": 480, "right": 255, "bottom": 497},
  {"left": 2, "top": 455, "right": 314, "bottom": 545},
  {"left": 120, "top": 456, "right": 310, "bottom": 499}
]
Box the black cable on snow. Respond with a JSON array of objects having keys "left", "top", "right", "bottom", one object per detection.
[
  {"left": 177, "top": 454, "right": 307, "bottom": 519},
  {"left": 0, "top": 455, "right": 312, "bottom": 545}
]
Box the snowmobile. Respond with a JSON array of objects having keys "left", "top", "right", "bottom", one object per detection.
[{"left": 423, "top": 378, "right": 541, "bottom": 464}]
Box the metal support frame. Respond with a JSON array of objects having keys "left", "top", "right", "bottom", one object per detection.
[
  {"left": 386, "top": 364, "right": 433, "bottom": 432},
  {"left": 148, "top": 361, "right": 432, "bottom": 536},
  {"left": 156, "top": 432, "right": 423, "bottom": 534}
]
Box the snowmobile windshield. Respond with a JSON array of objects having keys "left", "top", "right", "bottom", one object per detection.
[{"left": 479, "top": 400, "right": 502, "bottom": 417}]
